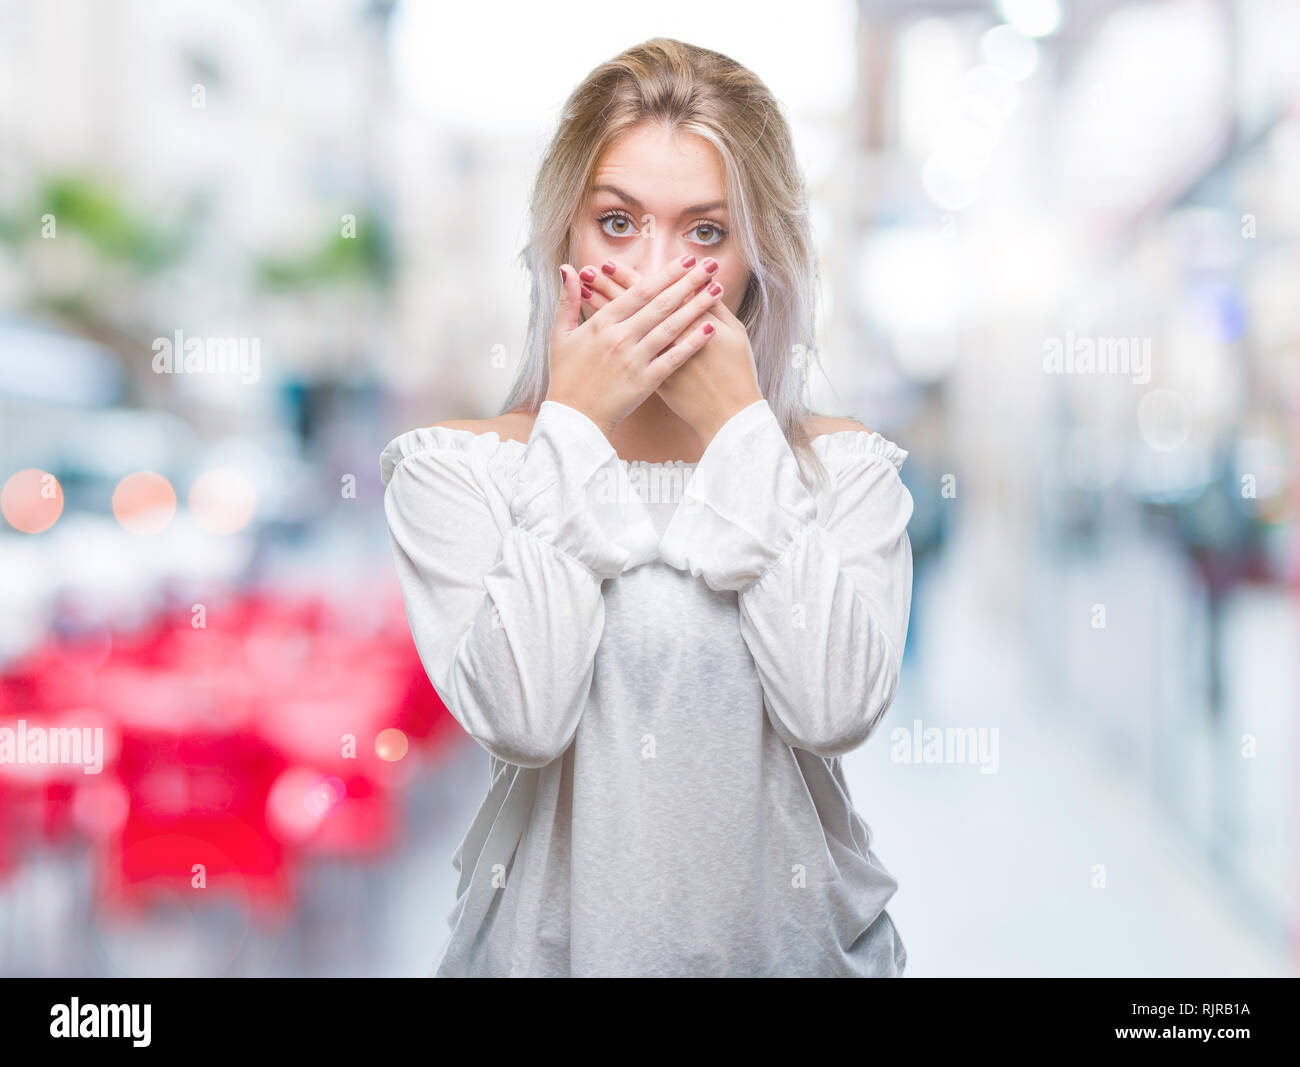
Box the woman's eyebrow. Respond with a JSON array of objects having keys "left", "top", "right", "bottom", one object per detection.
[{"left": 590, "top": 184, "right": 727, "bottom": 216}]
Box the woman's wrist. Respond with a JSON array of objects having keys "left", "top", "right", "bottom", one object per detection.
[
  {"left": 696, "top": 390, "right": 765, "bottom": 447},
  {"left": 543, "top": 392, "right": 615, "bottom": 439}
]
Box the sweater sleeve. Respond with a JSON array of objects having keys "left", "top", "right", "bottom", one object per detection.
[
  {"left": 380, "top": 400, "right": 660, "bottom": 768},
  {"left": 657, "top": 399, "right": 914, "bottom": 757}
]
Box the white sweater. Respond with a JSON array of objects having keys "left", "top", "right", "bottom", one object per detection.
[{"left": 380, "top": 397, "right": 914, "bottom": 977}]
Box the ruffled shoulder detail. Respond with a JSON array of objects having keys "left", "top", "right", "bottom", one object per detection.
[
  {"left": 809, "top": 428, "right": 909, "bottom": 473},
  {"left": 380, "top": 424, "right": 528, "bottom": 486}
]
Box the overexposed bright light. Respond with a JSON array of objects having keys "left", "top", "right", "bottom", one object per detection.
[
  {"left": 860, "top": 229, "right": 957, "bottom": 331},
  {"left": 897, "top": 17, "right": 968, "bottom": 158},
  {"left": 390, "top": 1, "right": 860, "bottom": 132},
  {"left": 1056, "top": 2, "right": 1226, "bottom": 210},
  {"left": 921, "top": 158, "right": 982, "bottom": 211},
  {"left": 858, "top": 228, "right": 960, "bottom": 380},
  {"left": 997, "top": 0, "right": 1064, "bottom": 38},
  {"left": 959, "top": 65, "right": 1020, "bottom": 127},
  {"left": 928, "top": 116, "right": 998, "bottom": 182},
  {"left": 980, "top": 24, "right": 1040, "bottom": 81},
  {"left": 981, "top": 227, "right": 1069, "bottom": 314}
]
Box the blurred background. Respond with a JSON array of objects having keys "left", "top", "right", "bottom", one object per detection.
[{"left": 0, "top": 0, "right": 1296, "bottom": 976}]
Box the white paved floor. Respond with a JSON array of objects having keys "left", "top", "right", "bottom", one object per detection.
[
  {"left": 10, "top": 530, "right": 1290, "bottom": 976},
  {"left": 842, "top": 539, "right": 1297, "bottom": 977}
]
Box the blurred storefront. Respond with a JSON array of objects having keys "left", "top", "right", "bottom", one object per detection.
[{"left": 0, "top": 0, "right": 1296, "bottom": 975}]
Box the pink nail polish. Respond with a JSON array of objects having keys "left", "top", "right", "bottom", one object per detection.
[
  {"left": 579, "top": 267, "right": 596, "bottom": 283},
  {"left": 702, "top": 323, "right": 714, "bottom": 336},
  {"left": 680, "top": 255, "right": 696, "bottom": 268},
  {"left": 708, "top": 282, "right": 721, "bottom": 295},
  {"left": 601, "top": 262, "right": 616, "bottom": 275},
  {"left": 703, "top": 258, "right": 719, "bottom": 274}
]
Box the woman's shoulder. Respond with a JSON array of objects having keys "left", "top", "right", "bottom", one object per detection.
[
  {"left": 808, "top": 414, "right": 871, "bottom": 437},
  {"left": 380, "top": 410, "right": 536, "bottom": 486},
  {"left": 427, "top": 410, "right": 537, "bottom": 442},
  {"left": 806, "top": 413, "right": 908, "bottom": 473}
]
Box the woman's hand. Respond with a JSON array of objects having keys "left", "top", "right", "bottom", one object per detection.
[
  {"left": 547, "top": 256, "right": 726, "bottom": 438},
  {"left": 578, "top": 259, "right": 763, "bottom": 445}
]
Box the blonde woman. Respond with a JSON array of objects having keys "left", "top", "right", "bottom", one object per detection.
[{"left": 381, "top": 37, "right": 914, "bottom": 977}]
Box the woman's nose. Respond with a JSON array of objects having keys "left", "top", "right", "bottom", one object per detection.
[{"left": 636, "top": 235, "right": 687, "bottom": 277}]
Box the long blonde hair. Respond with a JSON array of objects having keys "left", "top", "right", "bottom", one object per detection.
[{"left": 501, "top": 36, "right": 830, "bottom": 491}]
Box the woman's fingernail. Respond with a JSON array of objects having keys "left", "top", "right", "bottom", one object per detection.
[
  {"left": 559, "top": 266, "right": 567, "bottom": 282},
  {"left": 680, "top": 255, "right": 696, "bottom": 268},
  {"left": 581, "top": 285, "right": 592, "bottom": 299},
  {"left": 708, "top": 282, "right": 722, "bottom": 295},
  {"left": 601, "top": 261, "right": 616, "bottom": 275},
  {"left": 703, "top": 258, "right": 719, "bottom": 274},
  {"left": 579, "top": 267, "right": 596, "bottom": 283},
  {"left": 702, "top": 323, "right": 714, "bottom": 336}
]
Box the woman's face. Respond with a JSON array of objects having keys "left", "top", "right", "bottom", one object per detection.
[{"left": 573, "top": 124, "right": 749, "bottom": 319}]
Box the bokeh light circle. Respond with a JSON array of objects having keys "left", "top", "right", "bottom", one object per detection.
[
  {"left": 1, "top": 468, "right": 64, "bottom": 533},
  {"left": 267, "top": 766, "right": 346, "bottom": 842},
  {"left": 72, "top": 777, "right": 131, "bottom": 838},
  {"left": 1138, "top": 389, "right": 1192, "bottom": 452},
  {"left": 112, "top": 471, "right": 177, "bottom": 535},
  {"left": 376, "top": 728, "right": 409, "bottom": 762},
  {"left": 189, "top": 468, "right": 257, "bottom": 534}
]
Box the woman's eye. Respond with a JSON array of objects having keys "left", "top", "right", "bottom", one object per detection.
[
  {"left": 597, "top": 211, "right": 727, "bottom": 245},
  {"left": 692, "top": 222, "right": 726, "bottom": 246},
  {"left": 598, "top": 212, "right": 636, "bottom": 237}
]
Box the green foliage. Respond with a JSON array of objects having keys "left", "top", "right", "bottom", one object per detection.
[
  {"left": 32, "top": 175, "right": 192, "bottom": 271},
  {"left": 0, "top": 173, "right": 393, "bottom": 308},
  {"left": 256, "top": 213, "right": 394, "bottom": 290}
]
